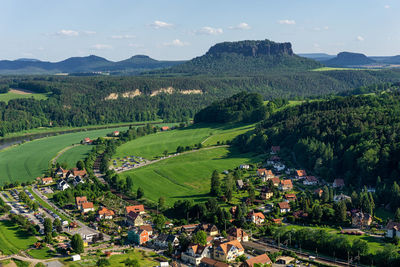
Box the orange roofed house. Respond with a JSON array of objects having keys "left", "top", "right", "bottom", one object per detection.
[
  {"left": 98, "top": 207, "right": 115, "bottom": 219},
  {"left": 257, "top": 169, "right": 274, "bottom": 182},
  {"left": 227, "top": 227, "right": 249, "bottom": 242},
  {"left": 41, "top": 177, "right": 53, "bottom": 185},
  {"left": 284, "top": 194, "right": 297, "bottom": 202},
  {"left": 75, "top": 196, "right": 88, "bottom": 209},
  {"left": 241, "top": 254, "right": 272, "bottom": 267},
  {"left": 296, "top": 170, "right": 307, "bottom": 179},
  {"left": 161, "top": 126, "right": 170, "bottom": 131},
  {"left": 278, "top": 202, "right": 291, "bottom": 213},
  {"left": 126, "top": 205, "right": 145, "bottom": 215},
  {"left": 249, "top": 212, "right": 265, "bottom": 225},
  {"left": 213, "top": 240, "right": 244, "bottom": 262},
  {"left": 279, "top": 179, "right": 293, "bottom": 191},
  {"left": 81, "top": 202, "right": 94, "bottom": 213}
]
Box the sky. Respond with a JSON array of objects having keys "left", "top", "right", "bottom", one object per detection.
[{"left": 0, "top": 0, "right": 399, "bottom": 61}]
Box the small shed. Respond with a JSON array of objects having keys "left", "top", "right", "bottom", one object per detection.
[{"left": 71, "top": 254, "right": 81, "bottom": 261}]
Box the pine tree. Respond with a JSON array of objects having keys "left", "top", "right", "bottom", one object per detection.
[
  {"left": 210, "top": 170, "right": 221, "bottom": 196},
  {"left": 395, "top": 208, "right": 400, "bottom": 222},
  {"left": 322, "top": 185, "right": 329, "bottom": 203}
]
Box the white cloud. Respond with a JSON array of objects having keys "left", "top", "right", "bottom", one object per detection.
[
  {"left": 83, "top": 30, "right": 96, "bottom": 35},
  {"left": 196, "top": 26, "right": 223, "bottom": 35},
  {"left": 92, "top": 44, "right": 112, "bottom": 50},
  {"left": 128, "top": 43, "right": 144, "bottom": 48},
  {"left": 163, "top": 39, "right": 189, "bottom": 47},
  {"left": 384, "top": 5, "right": 390, "bottom": 9},
  {"left": 229, "top": 22, "right": 251, "bottom": 30},
  {"left": 111, "top": 34, "right": 136, "bottom": 39},
  {"left": 313, "top": 26, "right": 329, "bottom": 31},
  {"left": 356, "top": 36, "right": 365, "bottom": 41},
  {"left": 278, "top": 19, "right": 296, "bottom": 25},
  {"left": 151, "top": 20, "right": 173, "bottom": 29},
  {"left": 56, "top": 29, "right": 79, "bottom": 37}
]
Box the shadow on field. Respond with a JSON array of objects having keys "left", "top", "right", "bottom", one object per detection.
[{"left": 171, "top": 193, "right": 210, "bottom": 202}]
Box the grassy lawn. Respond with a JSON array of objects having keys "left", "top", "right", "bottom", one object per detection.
[
  {"left": 120, "top": 146, "right": 263, "bottom": 205},
  {"left": 65, "top": 249, "right": 160, "bottom": 267},
  {"left": 0, "top": 126, "right": 129, "bottom": 184},
  {"left": 56, "top": 145, "right": 92, "bottom": 169},
  {"left": 202, "top": 123, "right": 255, "bottom": 146},
  {"left": 0, "top": 120, "right": 162, "bottom": 139},
  {"left": 281, "top": 225, "right": 385, "bottom": 254},
  {"left": 27, "top": 247, "right": 57, "bottom": 259},
  {"left": 311, "top": 67, "right": 357, "bottom": 71},
  {"left": 113, "top": 122, "right": 254, "bottom": 162},
  {"left": 0, "top": 220, "right": 37, "bottom": 255},
  {"left": 0, "top": 91, "right": 48, "bottom": 104}
]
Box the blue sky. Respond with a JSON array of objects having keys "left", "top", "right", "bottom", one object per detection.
[{"left": 0, "top": 0, "right": 399, "bottom": 61}]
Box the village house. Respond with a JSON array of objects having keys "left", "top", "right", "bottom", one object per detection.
[
  {"left": 278, "top": 202, "right": 291, "bottom": 213},
  {"left": 41, "top": 177, "right": 53, "bottom": 185},
  {"left": 334, "top": 193, "right": 351, "bottom": 202},
  {"left": 139, "top": 224, "right": 153, "bottom": 236},
  {"left": 284, "top": 194, "right": 297, "bottom": 202},
  {"left": 128, "top": 229, "right": 149, "bottom": 245},
  {"left": 314, "top": 188, "right": 323, "bottom": 198},
  {"left": 213, "top": 240, "right": 244, "bottom": 262},
  {"left": 197, "top": 224, "right": 219, "bottom": 236},
  {"left": 333, "top": 178, "right": 345, "bottom": 188},
  {"left": 236, "top": 180, "right": 244, "bottom": 190},
  {"left": 126, "top": 211, "right": 144, "bottom": 226},
  {"left": 385, "top": 221, "right": 400, "bottom": 238},
  {"left": 73, "top": 176, "right": 85, "bottom": 186},
  {"left": 241, "top": 254, "right": 272, "bottom": 267},
  {"left": 200, "top": 258, "right": 229, "bottom": 267},
  {"left": 181, "top": 244, "right": 211, "bottom": 266},
  {"left": 180, "top": 224, "right": 200, "bottom": 235},
  {"left": 352, "top": 212, "right": 373, "bottom": 228},
  {"left": 295, "top": 170, "right": 307, "bottom": 179},
  {"left": 276, "top": 256, "right": 295, "bottom": 265},
  {"left": 112, "top": 131, "right": 120, "bottom": 136},
  {"left": 249, "top": 212, "right": 265, "bottom": 225},
  {"left": 271, "top": 177, "right": 280, "bottom": 187},
  {"left": 126, "top": 205, "right": 146, "bottom": 215},
  {"left": 273, "top": 162, "right": 286, "bottom": 172},
  {"left": 82, "top": 137, "right": 93, "bottom": 145},
  {"left": 154, "top": 234, "right": 179, "bottom": 249},
  {"left": 303, "top": 176, "right": 318, "bottom": 185},
  {"left": 271, "top": 218, "right": 282, "bottom": 224},
  {"left": 57, "top": 179, "right": 70, "bottom": 191},
  {"left": 81, "top": 202, "right": 94, "bottom": 213},
  {"left": 75, "top": 196, "right": 88, "bottom": 209},
  {"left": 161, "top": 126, "right": 170, "bottom": 131},
  {"left": 270, "top": 146, "right": 280, "bottom": 154},
  {"left": 227, "top": 227, "right": 249, "bottom": 242},
  {"left": 239, "top": 164, "right": 250, "bottom": 170},
  {"left": 279, "top": 179, "right": 293, "bottom": 191},
  {"left": 55, "top": 167, "right": 68, "bottom": 178},
  {"left": 260, "top": 188, "right": 273, "bottom": 200},
  {"left": 97, "top": 207, "right": 115, "bottom": 220},
  {"left": 257, "top": 169, "right": 274, "bottom": 181}
]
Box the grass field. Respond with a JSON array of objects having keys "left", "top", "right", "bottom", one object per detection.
[
  {"left": 56, "top": 145, "right": 92, "bottom": 169},
  {"left": 27, "top": 247, "right": 57, "bottom": 259},
  {"left": 0, "top": 127, "right": 128, "bottom": 184},
  {"left": 0, "top": 220, "right": 37, "bottom": 255},
  {"left": 0, "top": 91, "right": 48, "bottom": 104},
  {"left": 0, "top": 120, "right": 162, "bottom": 139},
  {"left": 120, "top": 146, "right": 263, "bottom": 205},
  {"left": 113, "top": 123, "right": 254, "bottom": 162}
]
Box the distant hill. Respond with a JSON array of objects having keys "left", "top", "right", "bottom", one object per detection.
[
  {"left": 0, "top": 55, "right": 185, "bottom": 75},
  {"left": 160, "top": 39, "right": 322, "bottom": 75},
  {"left": 323, "top": 52, "right": 376, "bottom": 67},
  {"left": 298, "top": 53, "right": 335, "bottom": 61}
]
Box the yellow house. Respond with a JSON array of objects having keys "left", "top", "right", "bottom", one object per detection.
[{"left": 213, "top": 240, "right": 244, "bottom": 262}]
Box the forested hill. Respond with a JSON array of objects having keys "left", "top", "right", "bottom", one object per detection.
[
  {"left": 158, "top": 39, "right": 322, "bottom": 75},
  {"left": 235, "top": 92, "right": 400, "bottom": 191}
]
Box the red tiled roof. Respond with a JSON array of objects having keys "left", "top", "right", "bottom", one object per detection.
[
  {"left": 306, "top": 176, "right": 318, "bottom": 182},
  {"left": 81, "top": 202, "right": 93, "bottom": 209},
  {"left": 126, "top": 205, "right": 144, "bottom": 214},
  {"left": 42, "top": 177, "right": 53, "bottom": 182},
  {"left": 278, "top": 202, "right": 290, "bottom": 209},
  {"left": 98, "top": 207, "right": 114, "bottom": 216},
  {"left": 252, "top": 212, "right": 265, "bottom": 219},
  {"left": 296, "top": 170, "right": 307, "bottom": 177},
  {"left": 76, "top": 196, "right": 88, "bottom": 205},
  {"left": 280, "top": 179, "right": 293, "bottom": 186},
  {"left": 245, "top": 254, "right": 272, "bottom": 267}
]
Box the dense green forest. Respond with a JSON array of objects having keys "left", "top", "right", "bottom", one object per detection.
[
  {"left": 234, "top": 92, "right": 400, "bottom": 192},
  {"left": 1, "top": 69, "right": 400, "bottom": 136},
  {"left": 194, "top": 92, "right": 267, "bottom": 123}
]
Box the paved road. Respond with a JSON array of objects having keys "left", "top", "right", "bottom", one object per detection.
[{"left": 112, "top": 145, "right": 229, "bottom": 174}]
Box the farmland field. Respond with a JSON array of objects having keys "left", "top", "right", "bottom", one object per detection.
[
  {"left": 0, "top": 220, "right": 37, "bottom": 255},
  {"left": 0, "top": 90, "right": 48, "bottom": 104},
  {"left": 120, "top": 146, "right": 263, "bottom": 205},
  {"left": 112, "top": 122, "right": 254, "bottom": 162},
  {"left": 56, "top": 145, "right": 92, "bottom": 169},
  {"left": 0, "top": 127, "right": 128, "bottom": 183}
]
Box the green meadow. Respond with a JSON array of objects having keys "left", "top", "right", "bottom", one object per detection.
[
  {"left": 56, "top": 145, "right": 93, "bottom": 169},
  {"left": 0, "top": 127, "right": 128, "bottom": 183},
  {"left": 120, "top": 146, "right": 263, "bottom": 205},
  {"left": 112, "top": 122, "right": 255, "bottom": 161},
  {"left": 0, "top": 220, "right": 37, "bottom": 255},
  {"left": 0, "top": 91, "right": 48, "bottom": 104}
]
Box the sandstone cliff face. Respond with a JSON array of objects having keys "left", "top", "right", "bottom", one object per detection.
[{"left": 206, "top": 40, "right": 294, "bottom": 57}]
